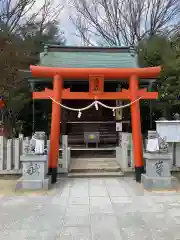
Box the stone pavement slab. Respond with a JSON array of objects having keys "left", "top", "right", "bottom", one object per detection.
[
  {"left": 91, "top": 214, "right": 122, "bottom": 240},
  {"left": 0, "top": 177, "right": 180, "bottom": 239},
  {"left": 57, "top": 226, "right": 91, "bottom": 240}
]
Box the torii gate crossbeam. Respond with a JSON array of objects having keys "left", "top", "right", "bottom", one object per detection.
[{"left": 30, "top": 65, "right": 160, "bottom": 183}]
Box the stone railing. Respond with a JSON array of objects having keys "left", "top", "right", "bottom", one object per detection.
[
  {"left": 0, "top": 135, "right": 71, "bottom": 175},
  {"left": 0, "top": 136, "right": 26, "bottom": 174},
  {"left": 5, "top": 133, "right": 180, "bottom": 175}
]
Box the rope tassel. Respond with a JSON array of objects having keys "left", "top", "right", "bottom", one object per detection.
[
  {"left": 95, "top": 101, "right": 99, "bottom": 110},
  {"left": 78, "top": 111, "right": 82, "bottom": 118}
]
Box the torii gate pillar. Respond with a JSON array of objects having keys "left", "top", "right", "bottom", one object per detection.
[
  {"left": 130, "top": 76, "right": 144, "bottom": 181},
  {"left": 48, "top": 75, "right": 62, "bottom": 183}
]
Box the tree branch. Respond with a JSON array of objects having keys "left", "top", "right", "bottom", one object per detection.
[{"left": 70, "top": 0, "right": 180, "bottom": 46}]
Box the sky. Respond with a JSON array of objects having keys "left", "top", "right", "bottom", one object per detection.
[
  {"left": 60, "top": 2, "right": 79, "bottom": 45},
  {"left": 35, "top": 0, "right": 80, "bottom": 45},
  {"left": 49, "top": 0, "right": 98, "bottom": 46}
]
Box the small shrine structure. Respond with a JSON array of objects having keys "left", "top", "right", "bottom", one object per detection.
[{"left": 22, "top": 45, "right": 161, "bottom": 183}]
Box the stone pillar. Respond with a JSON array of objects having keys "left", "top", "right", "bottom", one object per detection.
[
  {"left": 0, "top": 136, "right": 7, "bottom": 170},
  {"left": 116, "top": 133, "right": 130, "bottom": 171},
  {"left": 14, "top": 138, "right": 20, "bottom": 170},
  {"left": 61, "top": 135, "right": 71, "bottom": 173},
  {"left": 175, "top": 143, "right": 180, "bottom": 167},
  {"left": 16, "top": 132, "right": 51, "bottom": 190},
  {"left": 16, "top": 154, "right": 51, "bottom": 190},
  {"left": 62, "top": 135, "right": 69, "bottom": 172},
  {"left": 116, "top": 146, "right": 121, "bottom": 166},
  {"left": 127, "top": 134, "right": 134, "bottom": 168},
  {"left": 142, "top": 152, "right": 179, "bottom": 190},
  {"left": 6, "top": 139, "right": 13, "bottom": 171}
]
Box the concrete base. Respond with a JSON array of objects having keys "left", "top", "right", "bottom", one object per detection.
[
  {"left": 15, "top": 175, "right": 52, "bottom": 190},
  {"left": 58, "top": 167, "right": 68, "bottom": 174},
  {"left": 141, "top": 174, "right": 179, "bottom": 191}
]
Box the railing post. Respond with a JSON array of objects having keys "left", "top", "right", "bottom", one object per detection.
[
  {"left": 62, "top": 135, "right": 69, "bottom": 172},
  {"left": 121, "top": 133, "right": 129, "bottom": 171},
  {"left": 116, "top": 146, "right": 122, "bottom": 165},
  {"left": 0, "top": 136, "right": 6, "bottom": 170},
  {"left": 128, "top": 134, "right": 134, "bottom": 168},
  {"left": 175, "top": 143, "right": 180, "bottom": 167},
  {"left": 7, "top": 139, "right": 13, "bottom": 171},
  {"left": 14, "top": 138, "right": 20, "bottom": 170},
  {"left": 116, "top": 132, "right": 133, "bottom": 172}
]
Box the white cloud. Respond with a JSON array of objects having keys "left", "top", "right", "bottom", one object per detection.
[
  {"left": 60, "top": 2, "right": 79, "bottom": 45},
  {"left": 32, "top": 0, "right": 79, "bottom": 45}
]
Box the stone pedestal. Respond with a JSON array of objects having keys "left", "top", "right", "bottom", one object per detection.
[
  {"left": 175, "top": 143, "right": 180, "bottom": 167},
  {"left": 116, "top": 133, "right": 133, "bottom": 171},
  {"left": 61, "top": 135, "right": 71, "bottom": 173},
  {"left": 16, "top": 154, "right": 51, "bottom": 190},
  {"left": 142, "top": 152, "right": 179, "bottom": 190}
]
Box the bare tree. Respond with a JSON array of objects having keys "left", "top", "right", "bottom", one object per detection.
[
  {"left": 0, "top": 0, "right": 36, "bottom": 33},
  {"left": 23, "top": 0, "right": 64, "bottom": 35},
  {"left": 0, "top": 0, "right": 64, "bottom": 35},
  {"left": 71, "top": 14, "right": 93, "bottom": 46},
  {"left": 70, "top": 0, "right": 180, "bottom": 46}
]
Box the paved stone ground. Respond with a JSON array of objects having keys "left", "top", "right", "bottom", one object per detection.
[{"left": 0, "top": 177, "right": 180, "bottom": 239}]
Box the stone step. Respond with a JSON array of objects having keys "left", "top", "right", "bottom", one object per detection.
[
  {"left": 69, "top": 158, "right": 121, "bottom": 175},
  {"left": 70, "top": 168, "right": 121, "bottom": 173},
  {"left": 70, "top": 158, "right": 119, "bottom": 162},
  {"left": 68, "top": 171, "right": 124, "bottom": 178},
  {"left": 70, "top": 162, "right": 120, "bottom": 166},
  {"left": 70, "top": 158, "right": 120, "bottom": 171}
]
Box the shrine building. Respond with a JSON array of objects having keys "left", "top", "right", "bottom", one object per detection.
[{"left": 22, "top": 45, "right": 160, "bottom": 183}]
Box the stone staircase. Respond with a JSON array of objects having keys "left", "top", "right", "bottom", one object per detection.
[{"left": 68, "top": 158, "right": 124, "bottom": 177}]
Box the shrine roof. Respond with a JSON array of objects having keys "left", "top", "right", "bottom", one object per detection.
[
  {"left": 20, "top": 45, "right": 158, "bottom": 83},
  {"left": 44, "top": 44, "right": 134, "bottom": 52},
  {"left": 39, "top": 45, "right": 138, "bottom": 69}
]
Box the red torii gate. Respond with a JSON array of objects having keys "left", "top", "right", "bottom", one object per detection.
[{"left": 30, "top": 65, "right": 161, "bottom": 183}]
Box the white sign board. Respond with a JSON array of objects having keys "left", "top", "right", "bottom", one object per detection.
[
  {"left": 146, "top": 138, "right": 159, "bottom": 152},
  {"left": 116, "top": 122, "right": 122, "bottom": 132},
  {"left": 34, "top": 139, "right": 45, "bottom": 154},
  {"left": 156, "top": 121, "right": 180, "bottom": 142},
  {"left": 116, "top": 100, "right": 122, "bottom": 121}
]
